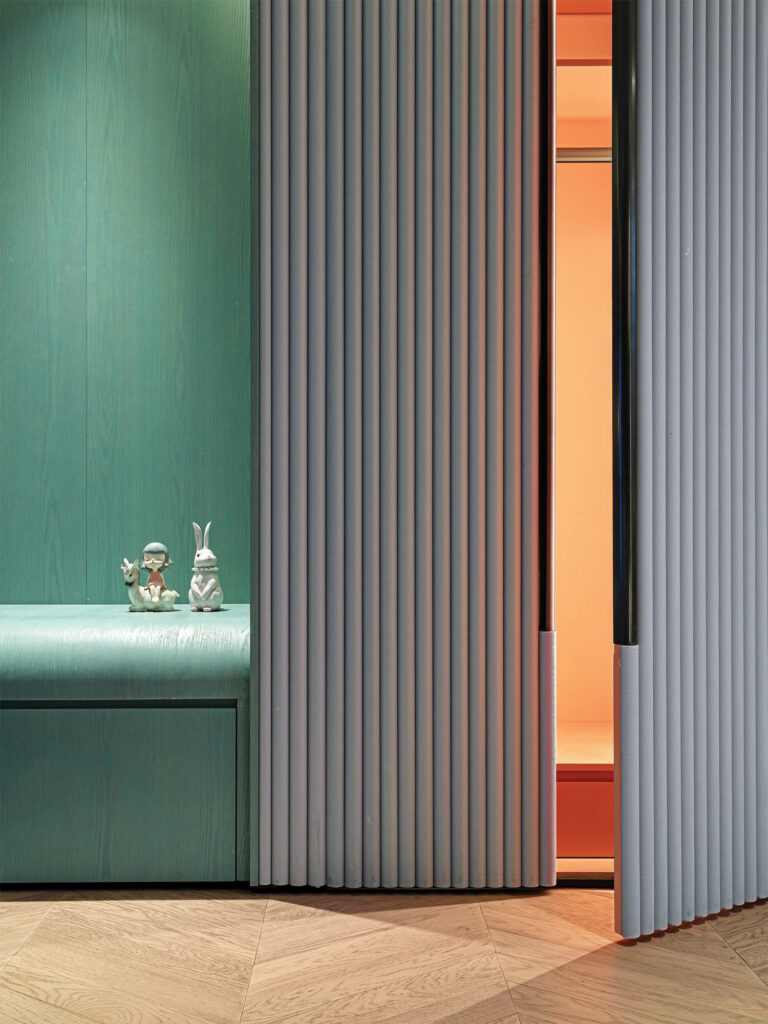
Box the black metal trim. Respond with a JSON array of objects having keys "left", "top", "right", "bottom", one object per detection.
[
  {"left": 612, "top": 0, "right": 637, "bottom": 645},
  {"left": 540, "top": 0, "right": 556, "bottom": 633}
]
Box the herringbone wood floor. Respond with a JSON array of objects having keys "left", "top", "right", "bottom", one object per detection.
[{"left": 0, "top": 886, "right": 766, "bottom": 1024}]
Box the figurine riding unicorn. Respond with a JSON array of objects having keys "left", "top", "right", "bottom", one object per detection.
[{"left": 120, "top": 549, "right": 179, "bottom": 611}]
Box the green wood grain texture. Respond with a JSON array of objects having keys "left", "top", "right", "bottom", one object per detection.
[
  {"left": 86, "top": 0, "right": 250, "bottom": 605},
  {"left": 0, "top": 0, "right": 250, "bottom": 604},
  {"left": 0, "top": 604, "right": 250, "bottom": 702},
  {"left": 0, "top": 706, "right": 236, "bottom": 882},
  {"left": 0, "top": 1, "right": 88, "bottom": 603},
  {"left": 237, "top": 696, "right": 249, "bottom": 880}
]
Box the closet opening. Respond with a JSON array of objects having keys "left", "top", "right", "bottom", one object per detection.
[{"left": 553, "top": 0, "right": 614, "bottom": 881}]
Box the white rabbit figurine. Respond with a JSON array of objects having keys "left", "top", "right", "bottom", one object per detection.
[{"left": 189, "top": 521, "right": 224, "bottom": 611}]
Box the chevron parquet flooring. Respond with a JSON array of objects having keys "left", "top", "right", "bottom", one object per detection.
[{"left": 0, "top": 886, "right": 766, "bottom": 1024}]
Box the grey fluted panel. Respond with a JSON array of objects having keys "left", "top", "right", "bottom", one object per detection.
[
  {"left": 756, "top": 0, "right": 768, "bottom": 905},
  {"left": 679, "top": 0, "right": 696, "bottom": 923},
  {"left": 617, "top": 0, "right": 768, "bottom": 937},
  {"left": 325, "top": 0, "right": 345, "bottom": 889},
  {"left": 258, "top": 0, "right": 272, "bottom": 886},
  {"left": 270, "top": 0, "right": 289, "bottom": 883},
  {"left": 450, "top": 0, "right": 470, "bottom": 889},
  {"left": 415, "top": 0, "right": 434, "bottom": 890},
  {"left": 650, "top": 1, "right": 668, "bottom": 934},
  {"left": 520, "top": 0, "right": 541, "bottom": 889},
  {"left": 689, "top": 0, "right": 707, "bottom": 921},
  {"left": 538, "top": 632, "right": 556, "bottom": 887},
  {"left": 432, "top": 0, "right": 452, "bottom": 891},
  {"left": 257, "top": 0, "right": 554, "bottom": 889},
  {"left": 397, "top": 0, "right": 416, "bottom": 889},
  {"left": 664, "top": 0, "right": 682, "bottom": 930},
  {"left": 307, "top": 0, "right": 326, "bottom": 889},
  {"left": 635, "top": 0, "right": 655, "bottom": 936},
  {"left": 486, "top": 0, "right": 504, "bottom": 890},
  {"left": 717, "top": 0, "right": 734, "bottom": 915},
  {"left": 730, "top": 1, "right": 745, "bottom": 914},
  {"left": 468, "top": 0, "right": 487, "bottom": 889},
  {"left": 343, "top": 0, "right": 363, "bottom": 889},
  {"left": 362, "top": 0, "right": 381, "bottom": 891},
  {"left": 503, "top": 0, "right": 523, "bottom": 889},
  {"left": 288, "top": 0, "right": 308, "bottom": 886},
  {"left": 742, "top": 0, "right": 757, "bottom": 909},
  {"left": 704, "top": 0, "right": 721, "bottom": 916},
  {"left": 615, "top": 646, "right": 641, "bottom": 938},
  {"left": 379, "top": 0, "right": 398, "bottom": 890}
]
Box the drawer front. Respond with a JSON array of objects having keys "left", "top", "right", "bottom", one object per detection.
[{"left": 0, "top": 707, "right": 236, "bottom": 883}]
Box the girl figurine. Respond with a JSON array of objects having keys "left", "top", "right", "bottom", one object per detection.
[{"left": 141, "top": 542, "right": 174, "bottom": 605}]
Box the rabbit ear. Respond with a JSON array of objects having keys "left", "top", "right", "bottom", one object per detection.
[
  {"left": 193, "top": 522, "right": 202, "bottom": 550},
  {"left": 203, "top": 522, "right": 211, "bottom": 549},
  {"left": 133, "top": 559, "right": 139, "bottom": 567}
]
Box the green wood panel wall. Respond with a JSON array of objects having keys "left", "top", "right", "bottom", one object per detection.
[
  {"left": 86, "top": 0, "right": 250, "bottom": 604},
  {"left": 0, "top": 1, "right": 88, "bottom": 603},
  {"left": 0, "top": 706, "right": 237, "bottom": 882},
  {"left": 0, "top": 0, "right": 250, "bottom": 605}
]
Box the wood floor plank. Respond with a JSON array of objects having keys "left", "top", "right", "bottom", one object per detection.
[
  {"left": 381, "top": 984, "right": 520, "bottom": 1024},
  {"left": 57, "top": 889, "right": 267, "bottom": 958},
  {"left": 0, "top": 985, "right": 95, "bottom": 1024},
  {"left": 5, "top": 906, "right": 253, "bottom": 1024},
  {"left": 708, "top": 900, "right": 768, "bottom": 981},
  {"left": 255, "top": 891, "right": 478, "bottom": 964},
  {"left": 0, "top": 961, "right": 221, "bottom": 1024},
  {"left": 480, "top": 889, "right": 619, "bottom": 952},
  {"left": 0, "top": 901, "right": 53, "bottom": 959},
  {"left": 591, "top": 924, "right": 765, "bottom": 984},
  {"left": 243, "top": 902, "right": 497, "bottom": 1022},
  {"left": 252, "top": 894, "right": 394, "bottom": 964},
  {"left": 504, "top": 930, "right": 768, "bottom": 1024},
  {"left": 56, "top": 887, "right": 262, "bottom": 911},
  {"left": 27, "top": 905, "right": 253, "bottom": 985},
  {"left": 245, "top": 951, "right": 508, "bottom": 1024},
  {"left": 487, "top": 890, "right": 768, "bottom": 1024},
  {"left": 1, "top": 887, "right": 765, "bottom": 1024},
  {"left": 509, "top": 971, "right": 768, "bottom": 1024},
  {"left": 489, "top": 928, "right": 595, "bottom": 986}
]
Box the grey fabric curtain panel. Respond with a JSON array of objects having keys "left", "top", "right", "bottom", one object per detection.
[
  {"left": 614, "top": 0, "right": 768, "bottom": 937},
  {"left": 255, "top": 0, "right": 555, "bottom": 889}
]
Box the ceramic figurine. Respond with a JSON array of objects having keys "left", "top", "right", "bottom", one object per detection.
[
  {"left": 189, "top": 521, "right": 224, "bottom": 611},
  {"left": 120, "top": 541, "right": 179, "bottom": 611}
]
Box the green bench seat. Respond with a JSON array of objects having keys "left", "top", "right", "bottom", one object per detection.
[{"left": 0, "top": 605, "right": 250, "bottom": 884}]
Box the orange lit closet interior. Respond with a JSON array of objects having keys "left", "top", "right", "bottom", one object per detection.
[{"left": 555, "top": 0, "right": 613, "bottom": 866}]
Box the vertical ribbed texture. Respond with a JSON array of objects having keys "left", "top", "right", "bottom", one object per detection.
[
  {"left": 362, "top": 0, "right": 381, "bottom": 891},
  {"left": 257, "top": 0, "right": 554, "bottom": 889},
  {"left": 618, "top": 0, "right": 768, "bottom": 937},
  {"left": 258, "top": 0, "right": 273, "bottom": 887},
  {"left": 270, "top": 0, "right": 290, "bottom": 884},
  {"left": 325, "top": 0, "right": 345, "bottom": 889},
  {"left": 307, "top": 0, "right": 327, "bottom": 889},
  {"left": 755, "top": 0, "right": 768, "bottom": 909},
  {"left": 288, "top": 0, "right": 309, "bottom": 886}
]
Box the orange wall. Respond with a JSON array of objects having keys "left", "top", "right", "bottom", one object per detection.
[
  {"left": 555, "top": 161, "right": 613, "bottom": 726},
  {"left": 557, "top": 66, "right": 611, "bottom": 147}
]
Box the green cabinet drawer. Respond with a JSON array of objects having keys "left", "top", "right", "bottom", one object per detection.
[{"left": 0, "top": 707, "right": 236, "bottom": 883}]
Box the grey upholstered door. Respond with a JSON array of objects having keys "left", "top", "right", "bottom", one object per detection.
[
  {"left": 254, "top": 0, "right": 556, "bottom": 890},
  {"left": 613, "top": 0, "right": 768, "bottom": 938}
]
